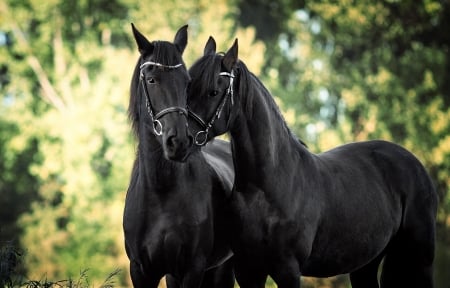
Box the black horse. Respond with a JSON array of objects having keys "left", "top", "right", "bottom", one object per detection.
[
  {"left": 182, "top": 37, "right": 437, "bottom": 288},
  {"left": 123, "top": 25, "right": 234, "bottom": 288}
]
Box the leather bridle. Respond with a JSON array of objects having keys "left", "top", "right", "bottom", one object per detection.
[
  {"left": 139, "top": 61, "right": 235, "bottom": 143},
  {"left": 188, "top": 70, "right": 235, "bottom": 146},
  {"left": 139, "top": 61, "right": 187, "bottom": 135}
]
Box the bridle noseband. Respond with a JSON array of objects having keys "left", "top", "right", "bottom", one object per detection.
[
  {"left": 139, "top": 61, "right": 187, "bottom": 136},
  {"left": 188, "top": 70, "right": 235, "bottom": 146}
]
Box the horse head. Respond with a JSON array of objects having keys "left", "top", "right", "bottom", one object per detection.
[
  {"left": 187, "top": 37, "right": 239, "bottom": 146},
  {"left": 130, "top": 24, "right": 193, "bottom": 161}
]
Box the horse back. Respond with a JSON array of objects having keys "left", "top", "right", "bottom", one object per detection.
[
  {"left": 319, "top": 140, "right": 436, "bottom": 201},
  {"left": 301, "top": 140, "right": 437, "bottom": 276}
]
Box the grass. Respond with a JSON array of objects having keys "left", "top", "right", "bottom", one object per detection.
[
  {"left": 20, "top": 269, "right": 121, "bottom": 288},
  {"left": 0, "top": 242, "right": 121, "bottom": 288}
]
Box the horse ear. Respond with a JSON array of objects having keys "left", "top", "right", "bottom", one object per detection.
[
  {"left": 174, "top": 25, "right": 188, "bottom": 54},
  {"left": 223, "top": 39, "right": 238, "bottom": 72},
  {"left": 204, "top": 36, "right": 216, "bottom": 56},
  {"left": 131, "top": 23, "right": 154, "bottom": 55}
]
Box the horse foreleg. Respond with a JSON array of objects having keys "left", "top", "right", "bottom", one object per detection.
[
  {"left": 166, "top": 275, "right": 180, "bottom": 288},
  {"left": 181, "top": 270, "right": 205, "bottom": 288},
  {"left": 349, "top": 254, "right": 383, "bottom": 288},
  {"left": 129, "top": 260, "right": 161, "bottom": 288},
  {"left": 234, "top": 262, "right": 267, "bottom": 288},
  {"left": 271, "top": 274, "right": 300, "bottom": 288},
  {"left": 201, "top": 259, "right": 235, "bottom": 288},
  {"left": 270, "top": 261, "right": 300, "bottom": 288}
]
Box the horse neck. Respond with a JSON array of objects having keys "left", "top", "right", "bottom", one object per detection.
[
  {"left": 136, "top": 129, "right": 179, "bottom": 189},
  {"left": 230, "top": 75, "right": 313, "bottom": 188}
]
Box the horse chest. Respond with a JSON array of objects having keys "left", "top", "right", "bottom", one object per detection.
[
  {"left": 125, "top": 205, "right": 214, "bottom": 267},
  {"left": 125, "top": 183, "right": 213, "bottom": 240}
]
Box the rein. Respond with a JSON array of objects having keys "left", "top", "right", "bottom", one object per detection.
[
  {"left": 139, "top": 61, "right": 187, "bottom": 135},
  {"left": 189, "top": 70, "right": 235, "bottom": 146}
]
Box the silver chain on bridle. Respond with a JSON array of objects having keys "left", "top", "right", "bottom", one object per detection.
[
  {"left": 139, "top": 61, "right": 187, "bottom": 136},
  {"left": 188, "top": 70, "right": 235, "bottom": 146}
]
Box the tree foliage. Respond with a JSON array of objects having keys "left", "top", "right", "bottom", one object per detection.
[
  {"left": 1, "top": 0, "right": 134, "bottom": 283},
  {"left": 0, "top": 0, "right": 448, "bottom": 287}
]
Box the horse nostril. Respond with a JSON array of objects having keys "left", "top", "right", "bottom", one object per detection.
[{"left": 166, "top": 135, "right": 178, "bottom": 150}]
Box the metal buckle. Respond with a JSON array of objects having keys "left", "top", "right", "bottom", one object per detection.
[
  {"left": 153, "top": 120, "right": 163, "bottom": 136},
  {"left": 194, "top": 130, "right": 208, "bottom": 146}
]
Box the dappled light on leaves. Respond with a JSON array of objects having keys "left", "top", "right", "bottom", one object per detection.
[{"left": 0, "top": 0, "right": 448, "bottom": 286}]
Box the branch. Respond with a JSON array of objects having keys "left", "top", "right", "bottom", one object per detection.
[
  {"left": 2, "top": 0, "right": 67, "bottom": 112},
  {"left": 53, "top": 15, "right": 74, "bottom": 107},
  {"left": 21, "top": 46, "right": 67, "bottom": 112}
]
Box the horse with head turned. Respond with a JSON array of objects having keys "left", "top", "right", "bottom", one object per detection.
[
  {"left": 180, "top": 37, "right": 437, "bottom": 288},
  {"left": 123, "top": 24, "right": 234, "bottom": 288}
]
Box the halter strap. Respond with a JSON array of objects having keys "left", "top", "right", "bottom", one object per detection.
[
  {"left": 139, "top": 61, "right": 186, "bottom": 136},
  {"left": 219, "top": 71, "right": 235, "bottom": 105},
  {"left": 190, "top": 70, "right": 235, "bottom": 146}
]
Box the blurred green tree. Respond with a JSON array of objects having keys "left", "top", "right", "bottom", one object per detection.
[
  {"left": 0, "top": 0, "right": 133, "bottom": 284},
  {"left": 0, "top": 121, "right": 40, "bottom": 245},
  {"left": 1, "top": 0, "right": 448, "bottom": 286}
]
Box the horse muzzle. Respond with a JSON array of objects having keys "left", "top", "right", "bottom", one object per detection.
[{"left": 162, "top": 124, "right": 194, "bottom": 162}]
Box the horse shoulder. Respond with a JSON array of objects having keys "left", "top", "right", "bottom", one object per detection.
[{"left": 201, "top": 139, "right": 234, "bottom": 196}]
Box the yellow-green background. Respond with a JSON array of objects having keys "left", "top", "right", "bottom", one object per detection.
[{"left": 0, "top": 0, "right": 448, "bottom": 287}]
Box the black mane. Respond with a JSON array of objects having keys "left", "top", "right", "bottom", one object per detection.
[{"left": 235, "top": 60, "right": 306, "bottom": 147}]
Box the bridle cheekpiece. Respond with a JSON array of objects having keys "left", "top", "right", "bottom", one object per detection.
[
  {"left": 139, "top": 61, "right": 187, "bottom": 136},
  {"left": 189, "top": 70, "right": 235, "bottom": 146}
]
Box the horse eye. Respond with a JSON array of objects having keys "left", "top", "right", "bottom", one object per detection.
[
  {"left": 147, "top": 78, "right": 156, "bottom": 85},
  {"left": 209, "top": 90, "right": 219, "bottom": 97}
]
